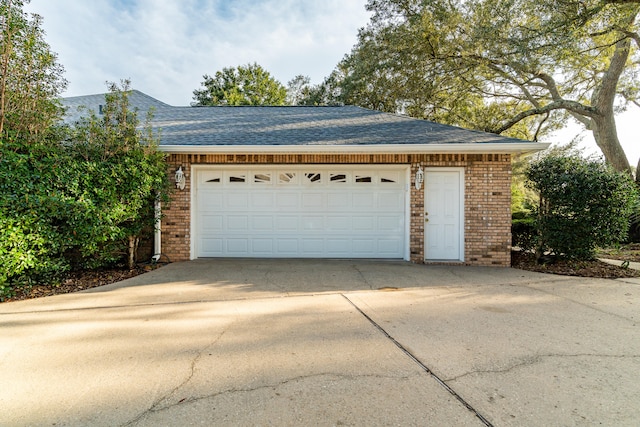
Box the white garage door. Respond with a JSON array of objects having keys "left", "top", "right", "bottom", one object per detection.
[{"left": 193, "top": 166, "right": 408, "bottom": 258}]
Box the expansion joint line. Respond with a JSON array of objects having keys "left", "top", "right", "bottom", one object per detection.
[{"left": 341, "top": 294, "right": 494, "bottom": 427}]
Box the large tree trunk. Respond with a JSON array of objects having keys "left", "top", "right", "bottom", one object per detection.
[
  {"left": 591, "top": 111, "right": 631, "bottom": 173},
  {"left": 590, "top": 36, "right": 633, "bottom": 174}
]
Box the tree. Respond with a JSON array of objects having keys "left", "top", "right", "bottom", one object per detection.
[
  {"left": 0, "top": 0, "right": 69, "bottom": 298},
  {"left": 333, "top": 0, "right": 640, "bottom": 172},
  {"left": 527, "top": 153, "right": 637, "bottom": 261},
  {"left": 192, "top": 62, "right": 287, "bottom": 106},
  {"left": 68, "top": 80, "right": 170, "bottom": 269},
  {"left": 0, "top": 0, "right": 66, "bottom": 140},
  {"left": 286, "top": 75, "right": 314, "bottom": 105}
]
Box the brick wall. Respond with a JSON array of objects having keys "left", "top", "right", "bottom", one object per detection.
[
  {"left": 163, "top": 156, "right": 191, "bottom": 263},
  {"left": 162, "top": 153, "right": 512, "bottom": 266}
]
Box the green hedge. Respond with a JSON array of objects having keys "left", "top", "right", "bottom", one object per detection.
[{"left": 526, "top": 154, "right": 638, "bottom": 260}]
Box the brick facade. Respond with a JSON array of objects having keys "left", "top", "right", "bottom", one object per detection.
[{"left": 162, "top": 153, "right": 512, "bottom": 266}]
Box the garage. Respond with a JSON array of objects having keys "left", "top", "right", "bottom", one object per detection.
[{"left": 193, "top": 165, "right": 409, "bottom": 259}]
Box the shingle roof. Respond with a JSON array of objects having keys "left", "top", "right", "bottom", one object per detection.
[{"left": 61, "top": 90, "right": 533, "bottom": 147}]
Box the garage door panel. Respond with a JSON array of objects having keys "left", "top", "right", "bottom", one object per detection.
[
  {"left": 379, "top": 216, "right": 403, "bottom": 232},
  {"left": 227, "top": 193, "right": 249, "bottom": 209},
  {"left": 195, "top": 166, "right": 407, "bottom": 259},
  {"left": 302, "top": 239, "right": 324, "bottom": 254},
  {"left": 227, "top": 216, "right": 249, "bottom": 231},
  {"left": 378, "top": 239, "right": 402, "bottom": 255},
  {"left": 277, "top": 239, "right": 299, "bottom": 254},
  {"left": 250, "top": 193, "right": 274, "bottom": 209},
  {"left": 378, "top": 192, "right": 403, "bottom": 210},
  {"left": 302, "top": 193, "right": 324, "bottom": 209},
  {"left": 251, "top": 239, "right": 273, "bottom": 254},
  {"left": 302, "top": 216, "right": 323, "bottom": 230},
  {"left": 252, "top": 216, "right": 273, "bottom": 231},
  {"left": 277, "top": 193, "right": 299, "bottom": 208},
  {"left": 201, "top": 238, "right": 223, "bottom": 255},
  {"left": 327, "top": 192, "right": 350, "bottom": 209},
  {"left": 353, "top": 193, "right": 374, "bottom": 208},
  {"left": 201, "top": 215, "right": 223, "bottom": 231},
  {"left": 352, "top": 216, "right": 375, "bottom": 231},
  {"left": 277, "top": 216, "right": 299, "bottom": 231},
  {"left": 327, "top": 239, "right": 350, "bottom": 254},
  {"left": 326, "top": 216, "right": 350, "bottom": 231},
  {"left": 226, "top": 239, "right": 249, "bottom": 253},
  {"left": 199, "top": 191, "right": 224, "bottom": 209},
  {"left": 353, "top": 239, "right": 375, "bottom": 254}
]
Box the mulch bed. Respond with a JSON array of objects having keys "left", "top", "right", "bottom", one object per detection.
[
  {"left": 4, "top": 264, "right": 163, "bottom": 303},
  {"left": 511, "top": 250, "right": 640, "bottom": 279}
]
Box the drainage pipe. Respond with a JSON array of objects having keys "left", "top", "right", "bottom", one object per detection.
[{"left": 153, "top": 198, "right": 161, "bottom": 262}]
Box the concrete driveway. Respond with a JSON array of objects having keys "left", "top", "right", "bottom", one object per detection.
[{"left": 1, "top": 259, "right": 639, "bottom": 426}]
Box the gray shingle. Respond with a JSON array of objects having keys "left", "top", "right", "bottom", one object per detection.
[{"left": 61, "top": 91, "right": 531, "bottom": 146}]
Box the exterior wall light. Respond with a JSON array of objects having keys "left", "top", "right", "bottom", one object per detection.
[
  {"left": 175, "top": 166, "right": 186, "bottom": 190},
  {"left": 415, "top": 166, "right": 424, "bottom": 190}
]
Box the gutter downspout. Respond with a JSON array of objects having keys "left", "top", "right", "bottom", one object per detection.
[{"left": 152, "top": 198, "right": 161, "bottom": 262}]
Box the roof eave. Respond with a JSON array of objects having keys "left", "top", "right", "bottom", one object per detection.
[{"left": 158, "top": 142, "right": 549, "bottom": 155}]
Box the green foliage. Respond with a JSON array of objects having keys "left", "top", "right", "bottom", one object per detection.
[
  {"left": 0, "top": 80, "right": 170, "bottom": 299},
  {"left": 0, "top": 155, "right": 70, "bottom": 297},
  {"left": 526, "top": 154, "right": 638, "bottom": 260},
  {"left": 511, "top": 155, "right": 538, "bottom": 215},
  {"left": 0, "top": 0, "right": 67, "bottom": 140},
  {"left": 67, "top": 80, "right": 170, "bottom": 268},
  {"left": 192, "top": 63, "right": 287, "bottom": 106}
]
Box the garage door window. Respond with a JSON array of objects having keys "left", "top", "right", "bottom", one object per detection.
[
  {"left": 305, "top": 172, "right": 322, "bottom": 183},
  {"left": 279, "top": 172, "right": 296, "bottom": 183},
  {"left": 254, "top": 173, "right": 271, "bottom": 183}
]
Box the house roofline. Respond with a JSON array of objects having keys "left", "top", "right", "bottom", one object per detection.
[{"left": 158, "top": 142, "right": 549, "bottom": 155}]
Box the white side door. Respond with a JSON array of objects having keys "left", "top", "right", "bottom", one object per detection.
[{"left": 424, "top": 168, "right": 464, "bottom": 261}]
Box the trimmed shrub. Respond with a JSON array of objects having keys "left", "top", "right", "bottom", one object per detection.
[{"left": 526, "top": 154, "right": 638, "bottom": 260}]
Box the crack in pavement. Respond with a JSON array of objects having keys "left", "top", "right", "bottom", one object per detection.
[
  {"left": 341, "top": 294, "right": 494, "bottom": 427},
  {"left": 444, "top": 353, "right": 640, "bottom": 382},
  {"left": 121, "top": 322, "right": 235, "bottom": 427},
  {"left": 351, "top": 264, "right": 373, "bottom": 290},
  {"left": 123, "top": 372, "right": 416, "bottom": 424}
]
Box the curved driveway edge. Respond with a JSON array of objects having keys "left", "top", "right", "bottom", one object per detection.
[{"left": 1, "top": 259, "right": 639, "bottom": 426}]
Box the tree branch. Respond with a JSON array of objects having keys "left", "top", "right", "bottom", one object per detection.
[
  {"left": 492, "top": 100, "right": 599, "bottom": 134},
  {"left": 592, "top": 37, "right": 632, "bottom": 111},
  {"left": 615, "top": 27, "right": 640, "bottom": 48},
  {"left": 535, "top": 71, "right": 593, "bottom": 128},
  {"left": 533, "top": 113, "right": 550, "bottom": 142}
]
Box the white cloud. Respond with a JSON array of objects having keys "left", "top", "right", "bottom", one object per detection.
[{"left": 25, "top": 0, "right": 370, "bottom": 105}]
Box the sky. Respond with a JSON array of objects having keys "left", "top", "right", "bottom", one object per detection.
[{"left": 24, "top": 0, "right": 639, "bottom": 166}]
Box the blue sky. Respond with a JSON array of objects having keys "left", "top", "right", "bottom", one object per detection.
[{"left": 24, "top": 0, "right": 639, "bottom": 165}]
